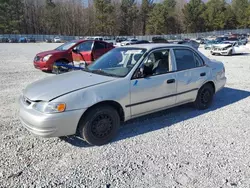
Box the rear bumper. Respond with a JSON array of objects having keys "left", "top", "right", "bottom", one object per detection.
[{"left": 216, "top": 77, "right": 227, "bottom": 93}]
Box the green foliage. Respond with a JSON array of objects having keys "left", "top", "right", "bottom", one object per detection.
[
  {"left": 141, "top": 0, "right": 154, "bottom": 35},
  {"left": 147, "top": 0, "right": 179, "bottom": 34},
  {"left": 0, "top": 0, "right": 24, "bottom": 34},
  {"left": 94, "top": 0, "right": 114, "bottom": 35},
  {"left": 202, "top": 0, "right": 227, "bottom": 31},
  {"left": 147, "top": 3, "right": 165, "bottom": 34},
  {"left": 0, "top": 0, "right": 249, "bottom": 35},
  {"left": 232, "top": 0, "right": 249, "bottom": 28},
  {"left": 120, "top": 0, "right": 138, "bottom": 35},
  {"left": 182, "top": 0, "right": 205, "bottom": 33}
]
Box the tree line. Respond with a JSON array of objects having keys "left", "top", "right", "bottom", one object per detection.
[{"left": 0, "top": 0, "right": 250, "bottom": 36}]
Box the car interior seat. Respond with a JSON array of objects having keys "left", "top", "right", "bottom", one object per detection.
[{"left": 153, "top": 52, "right": 169, "bottom": 74}]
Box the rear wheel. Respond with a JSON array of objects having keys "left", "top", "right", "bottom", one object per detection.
[
  {"left": 78, "top": 105, "right": 120, "bottom": 146},
  {"left": 194, "top": 84, "right": 214, "bottom": 110}
]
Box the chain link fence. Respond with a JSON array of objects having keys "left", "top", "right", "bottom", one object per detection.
[{"left": 1, "top": 28, "right": 250, "bottom": 42}]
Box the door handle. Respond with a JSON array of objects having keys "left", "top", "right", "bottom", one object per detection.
[
  {"left": 200, "top": 72, "right": 206, "bottom": 77},
  {"left": 167, "top": 79, "right": 175, "bottom": 84}
]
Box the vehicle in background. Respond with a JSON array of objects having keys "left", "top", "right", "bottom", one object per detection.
[
  {"left": 215, "top": 36, "right": 229, "bottom": 43},
  {"left": 133, "top": 40, "right": 150, "bottom": 44},
  {"left": 195, "top": 38, "right": 208, "bottom": 44},
  {"left": 27, "top": 38, "right": 36, "bottom": 43},
  {"left": 0, "top": 37, "right": 10, "bottom": 43},
  {"left": 195, "top": 38, "right": 203, "bottom": 43},
  {"left": 152, "top": 36, "right": 169, "bottom": 43},
  {"left": 19, "top": 37, "right": 28, "bottom": 43},
  {"left": 33, "top": 40, "right": 114, "bottom": 72},
  {"left": 204, "top": 40, "right": 219, "bottom": 50},
  {"left": 177, "top": 40, "right": 200, "bottom": 49},
  {"left": 9, "top": 38, "right": 18, "bottom": 43},
  {"left": 45, "top": 38, "right": 53, "bottom": 43},
  {"left": 54, "top": 37, "right": 62, "bottom": 43},
  {"left": 86, "top": 36, "right": 104, "bottom": 41},
  {"left": 115, "top": 37, "right": 127, "bottom": 43},
  {"left": 238, "top": 37, "right": 248, "bottom": 45},
  {"left": 120, "top": 38, "right": 138, "bottom": 46},
  {"left": 20, "top": 43, "right": 226, "bottom": 145},
  {"left": 211, "top": 41, "right": 248, "bottom": 56}
]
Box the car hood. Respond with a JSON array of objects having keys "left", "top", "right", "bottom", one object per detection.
[
  {"left": 23, "top": 71, "right": 116, "bottom": 101},
  {"left": 36, "top": 50, "right": 62, "bottom": 57}
]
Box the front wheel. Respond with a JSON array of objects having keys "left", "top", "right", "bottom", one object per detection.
[
  {"left": 78, "top": 105, "right": 120, "bottom": 146},
  {"left": 194, "top": 84, "right": 214, "bottom": 110},
  {"left": 227, "top": 49, "right": 233, "bottom": 56}
]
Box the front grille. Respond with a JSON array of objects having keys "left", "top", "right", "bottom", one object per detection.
[
  {"left": 34, "top": 56, "right": 40, "bottom": 61},
  {"left": 213, "top": 48, "right": 221, "bottom": 51}
]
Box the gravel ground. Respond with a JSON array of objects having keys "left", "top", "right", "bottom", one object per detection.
[{"left": 1, "top": 43, "right": 250, "bottom": 188}]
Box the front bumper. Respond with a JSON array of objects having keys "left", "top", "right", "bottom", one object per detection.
[
  {"left": 211, "top": 49, "right": 229, "bottom": 55},
  {"left": 19, "top": 96, "right": 85, "bottom": 137},
  {"left": 34, "top": 60, "right": 50, "bottom": 71}
]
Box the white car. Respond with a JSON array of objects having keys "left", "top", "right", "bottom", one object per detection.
[
  {"left": 54, "top": 37, "right": 62, "bottom": 43},
  {"left": 211, "top": 42, "right": 248, "bottom": 56},
  {"left": 86, "top": 36, "right": 103, "bottom": 41},
  {"left": 19, "top": 44, "right": 226, "bottom": 145},
  {"left": 120, "top": 38, "right": 138, "bottom": 46}
]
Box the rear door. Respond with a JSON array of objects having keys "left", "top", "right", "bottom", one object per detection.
[
  {"left": 173, "top": 48, "right": 210, "bottom": 104},
  {"left": 92, "top": 41, "right": 108, "bottom": 61}
]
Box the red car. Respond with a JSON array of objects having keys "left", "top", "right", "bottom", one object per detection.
[{"left": 34, "top": 40, "right": 114, "bottom": 72}]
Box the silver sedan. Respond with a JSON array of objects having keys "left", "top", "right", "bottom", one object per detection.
[{"left": 19, "top": 44, "right": 226, "bottom": 145}]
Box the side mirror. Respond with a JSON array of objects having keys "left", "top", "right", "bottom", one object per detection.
[
  {"left": 143, "top": 66, "right": 153, "bottom": 77},
  {"left": 72, "top": 47, "right": 80, "bottom": 54},
  {"left": 134, "top": 66, "right": 153, "bottom": 78}
]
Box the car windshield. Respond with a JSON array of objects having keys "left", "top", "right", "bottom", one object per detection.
[
  {"left": 87, "top": 47, "right": 146, "bottom": 77},
  {"left": 55, "top": 41, "right": 77, "bottom": 51}
]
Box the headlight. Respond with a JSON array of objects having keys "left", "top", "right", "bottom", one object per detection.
[
  {"left": 33, "top": 102, "right": 66, "bottom": 113},
  {"left": 43, "top": 54, "right": 52, "bottom": 61}
]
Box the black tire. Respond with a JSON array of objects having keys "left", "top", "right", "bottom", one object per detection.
[
  {"left": 228, "top": 49, "right": 233, "bottom": 56},
  {"left": 52, "top": 60, "right": 70, "bottom": 74},
  {"left": 194, "top": 84, "right": 214, "bottom": 110},
  {"left": 78, "top": 105, "right": 120, "bottom": 146},
  {"left": 42, "top": 70, "right": 52, "bottom": 73}
]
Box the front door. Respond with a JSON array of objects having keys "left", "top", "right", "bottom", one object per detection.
[
  {"left": 72, "top": 41, "right": 94, "bottom": 64},
  {"left": 233, "top": 42, "right": 246, "bottom": 54},
  {"left": 129, "top": 49, "right": 177, "bottom": 117},
  {"left": 172, "top": 48, "right": 210, "bottom": 104}
]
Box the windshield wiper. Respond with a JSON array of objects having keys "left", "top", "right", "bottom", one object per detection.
[
  {"left": 81, "top": 65, "right": 91, "bottom": 72},
  {"left": 90, "top": 69, "right": 121, "bottom": 77}
]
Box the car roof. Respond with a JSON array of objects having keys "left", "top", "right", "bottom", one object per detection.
[
  {"left": 120, "top": 43, "right": 194, "bottom": 50},
  {"left": 73, "top": 39, "right": 112, "bottom": 44}
]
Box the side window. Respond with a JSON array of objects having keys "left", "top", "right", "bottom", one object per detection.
[
  {"left": 77, "top": 41, "right": 93, "bottom": 52},
  {"left": 94, "top": 41, "right": 106, "bottom": 50},
  {"left": 144, "top": 49, "right": 170, "bottom": 75},
  {"left": 174, "top": 49, "right": 203, "bottom": 71}
]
